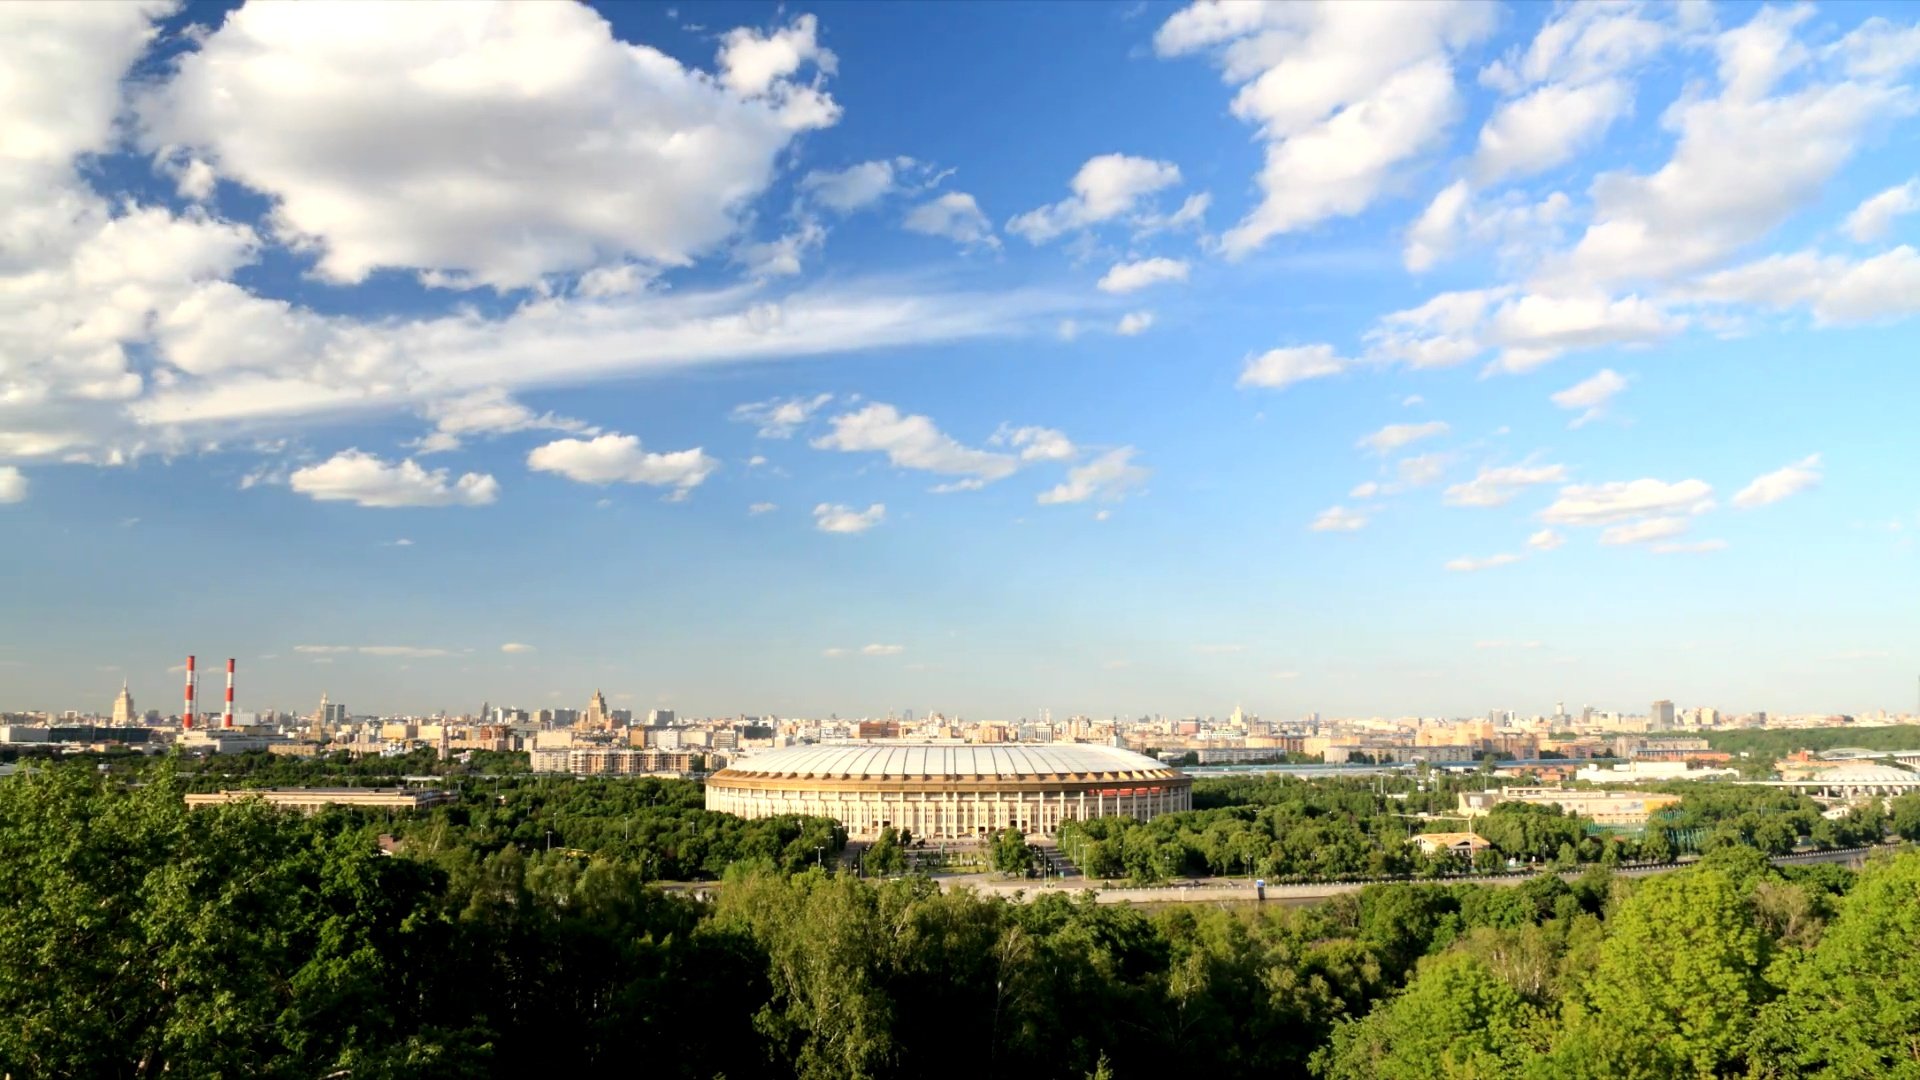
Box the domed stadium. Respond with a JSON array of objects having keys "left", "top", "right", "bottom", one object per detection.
[{"left": 704, "top": 743, "right": 1192, "bottom": 839}]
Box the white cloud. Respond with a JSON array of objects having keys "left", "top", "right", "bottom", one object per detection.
[
  {"left": 1445, "top": 552, "right": 1522, "bottom": 572},
  {"left": 736, "top": 216, "right": 827, "bottom": 279},
  {"left": 822, "top": 647, "right": 849, "bottom": 658},
  {"left": 1844, "top": 179, "right": 1920, "bottom": 242},
  {"left": 748, "top": 501, "right": 777, "bottom": 515},
  {"left": 501, "top": 643, "right": 536, "bottom": 654},
  {"left": 1358, "top": 420, "right": 1449, "bottom": 455},
  {"left": 716, "top": 13, "right": 837, "bottom": 96},
  {"left": 992, "top": 425, "right": 1078, "bottom": 463},
  {"left": 139, "top": 5, "right": 840, "bottom": 291},
  {"left": 1550, "top": 368, "right": 1628, "bottom": 427},
  {"left": 1238, "top": 344, "right": 1348, "bottom": 390},
  {"left": 1541, "top": 479, "right": 1715, "bottom": 525},
  {"left": 1155, "top": 2, "right": 1494, "bottom": 256},
  {"left": 1483, "top": 292, "right": 1676, "bottom": 374},
  {"left": 732, "top": 393, "right": 834, "bottom": 438},
  {"left": 0, "top": 467, "right": 25, "bottom": 504},
  {"left": 1117, "top": 311, "right": 1156, "bottom": 336},
  {"left": 1527, "top": 528, "right": 1565, "bottom": 551},
  {"left": 814, "top": 403, "right": 1018, "bottom": 484},
  {"left": 295, "top": 644, "right": 453, "bottom": 658},
  {"left": 1097, "top": 257, "right": 1189, "bottom": 294},
  {"left": 1475, "top": 78, "right": 1633, "bottom": 184},
  {"left": 1548, "top": 7, "right": 1910, "bottom": 289},
  {"left": 1444, "top": 463, "right": 1569, "bottom": 507},
  {"left": 415, "top": 388, "right": 593, "bottom": 454},
  {"left": 813, "top": 502, "right": 885, "bottom": 533},
  {"left": 861, "top": 643, "right": 904, "bottom": 656},
  {"left": 1311, "top": 505, "right": 1367, "bottom": 532},
  {"left": 1006, "top": 154, "right": 1183, "bottom": 244},
  {"left": 1396, "top": 453, "right": 1450, "bottom": 488},
  {"left": 528, "top": 434, "right": 717, "bottom": 493},
  {"left": 1688, "top": 246, "right": 1920, "bottom": 325},
  {"left": 1349, "top": 481, "right": 1382, "bottom": 500},
  {"left": 802, "top": 159, "right": 908, "bottom": 212},
  {"left": 1405, "top": 179, "right": 1472, "bottom": 273},
  {"left": 1599, "top": 516, "right": 1690, "bottom": 546},
  {"left": 903, "top": 192, "right": 997, "bottom": 248},
  {"left": 1732, "top": 454, "right": 1821, "bottom": 508},
  {"left": 1037, "top": 447, "right": 1148, "bottom": 505},
  {"left": 289, "top": 450, "right": 498, "bottom": 508}
]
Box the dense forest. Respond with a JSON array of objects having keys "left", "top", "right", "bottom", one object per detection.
[{"left": 5, "top": 758, "right": 1920, "bottom": 1077}]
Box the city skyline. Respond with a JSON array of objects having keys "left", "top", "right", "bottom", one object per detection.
[{"left": 3, "top": 1, "right": 1919, "bottom": 718}]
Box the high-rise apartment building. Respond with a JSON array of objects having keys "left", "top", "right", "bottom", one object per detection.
[
  {"left": 579, "top": 689, "right": 614, "bottom": 731},
  {"left": 647, "top": 708, "right": 675, "bottom": 728},
  {"left": 1651, "top": 700, "right": 1676, "bottom": 730}
]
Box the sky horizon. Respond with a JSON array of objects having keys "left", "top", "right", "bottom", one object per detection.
[{"left": 2, "top": 0, "right": 1917, "bottom": 720}]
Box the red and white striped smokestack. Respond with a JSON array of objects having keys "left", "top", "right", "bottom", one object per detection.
[
  {"left": 184, "top": 655, "right": 196, "bottom": 731},
  {"left": 222, "top": 658, "right": 235, "bottom": 729}
]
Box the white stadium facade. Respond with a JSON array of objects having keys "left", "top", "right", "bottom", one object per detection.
[{"left": 704, "top": 743, "right": 1193, "bottom": 840}]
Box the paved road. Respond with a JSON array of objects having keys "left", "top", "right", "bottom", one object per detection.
[{"left": 936, "top": 843, "right": 1901, "bottom": 906}]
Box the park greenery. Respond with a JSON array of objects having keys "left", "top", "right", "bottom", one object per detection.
[
  {"left": 8, "top": 759, "right": 1920, "bottom": 1077},
  {"left": 1053, "top": 773, "right": 1897, "bottom": 885}
]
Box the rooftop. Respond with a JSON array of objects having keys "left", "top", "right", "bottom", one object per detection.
[{"left": 719, "top": 742, "right": 1178, "bottom": 780}]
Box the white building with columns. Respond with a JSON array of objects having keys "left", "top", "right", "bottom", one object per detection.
[{"left": 704, "top": 742, "right": 1192, "bottom": 840}]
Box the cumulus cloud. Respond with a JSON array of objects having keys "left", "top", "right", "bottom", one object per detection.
[
  {"left": 1541, "top": 479, "right": 1715, "bottom": 525},
  {"left": 1116, "top": 311, "right": 1156, "bottom": 336},
  {"left": 802, "top": 159, "right": 910, "bottom": 212},
  {"left": 1311, "top": 505, "right": 1367, "bottom": 532},
  {"left": 1599, "top": 516, "right": 1690, "bottom": 546},
  {"left": 1546, "top": 6, "right": 1912, "bottom": 289},
  {"left": 527, "top": 434, "right": 717, "bottom": 493},
  {"left": 731, "top": 393, "right": 834, "bottom": 438},
  {"left": 1444, "top": 463, "right": 1569, "bottom": 508},
  {"left": 1445, "top": 552, "right": 1522, "bottom": 572},
  {"left": 814, "top": 403, "right": 1017, "bottom": 485},
  {"left": 748, "top": 501, "right": 778, "bottom": 515},
  {"left": 992, "top": 425, "right": 1078, "bottom": 463},
  {"left": 138, "top": 5, "right": 841, "bottom": 291},
  {"left": 1037, "top": 448, "right": 1148, "bottom": 505},
  {"left": 1097, "top": 257, "right": 1189, "bottom": 294},
  {"left": 1155, "top": 2, "right": 1494, "bottom": 256},
  {"left": 1358, "top": 420, "right": 1449, "bottom": 455},
  {"left": 1007, "top": 153, "right": 1183, "bottom": 243},
  {"left": 860, "top": 643, "right": 904, "bottom": 656},
  {"left": 1238, "top": 344, "right": 1348, "bottom": 390},
  {"left": 1528, "top": 529, "right": 1565, "bottom": 551},
  {"left": 1845, "top": 179, "right": 1919, "bottom": 242},
  {"left": 813, "top": 502, "right": 885, "bottom": 533},
  {"left": 415, "top": 387, "right": 594, "bottom": 454},
  {"left": 1688, "top": 246, "right": 1920, "bottom": 325},
  {"left": 501, "top": 643, "right": 536, "bottom": 654},
  {"left": 1550, "top": 368, "right": 1628, "bottom": 427},
  {"left": 0, "top": 467, "right": 26, "bottom": 505},
  {"left": 1733, "top": 454, "right": 1822, "bottom": 508},
  {"left": 289, "top": 450, "right": 499, "bottom": 508},
  {"left": 902, "top": 192, "right": 997, "bottom": 248}
]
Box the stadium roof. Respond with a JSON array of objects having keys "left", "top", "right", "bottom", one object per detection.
[{"left": 720, "top": 742, "right": 1178, "bottom": 781}]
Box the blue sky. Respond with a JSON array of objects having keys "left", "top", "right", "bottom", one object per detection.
[{"left": 2, "top": 0, "right": 1917, "bottom": 720}]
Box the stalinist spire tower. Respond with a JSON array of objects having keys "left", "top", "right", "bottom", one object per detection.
[{"left": 111, "top": 681, "right": 136, "bottom": 726}]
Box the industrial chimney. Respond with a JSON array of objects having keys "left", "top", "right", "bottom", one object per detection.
[{"left": 183, "top": 655, "right": 197, "bottom": 730}]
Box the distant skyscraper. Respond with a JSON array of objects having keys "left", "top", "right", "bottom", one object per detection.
[
  {"left": 647, "top": 708, "right": 675, "bottom": 728},
  {"left": 111, "top": 681, "right": 136, "bottom": 726},
  {"left": 581, "top": 690, "right": 613, "bottom": 731},
  {"left": 1651, "top": 699, "right": 1676, "bottom": 730}
]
